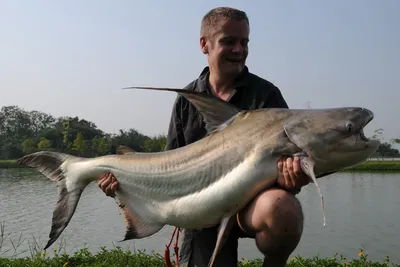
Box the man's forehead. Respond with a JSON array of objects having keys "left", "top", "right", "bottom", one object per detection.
[{"left": 211, "top": 19, "right": 249, "bottom": 39}]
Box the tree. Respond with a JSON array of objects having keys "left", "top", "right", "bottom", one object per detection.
[
  {"left": 0, "top": 105, "right": 169, "bottom": 159},
  {"left": 37, "top": 137, "right": 52, "bottom": 150},
  {"left": 97, "top": 137, "right": 111, "bottom": 155},
  {"left": 72, "top": 132, "right": 88, "bottom": 156},
  {"left": 371, "top": 128, "right": 384, "bottom": 142},
  {"left": 141, "top": 135, "right": 167, "bottom": 152},
  {"left": 22, "top": 138, "right": 36, "bottom": 154}
]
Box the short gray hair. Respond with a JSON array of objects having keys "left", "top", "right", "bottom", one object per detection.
[{"left": 200, "top": 7, "right": 249, "bottom": 38}]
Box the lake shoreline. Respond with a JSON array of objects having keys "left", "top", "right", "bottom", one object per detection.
[{"left": 2, "top": 159, "right": 400, "bottom": 172}]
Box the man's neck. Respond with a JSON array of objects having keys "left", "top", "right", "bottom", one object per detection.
[{"left": 209, "top": 71, "right": 236, "bottom": 101}]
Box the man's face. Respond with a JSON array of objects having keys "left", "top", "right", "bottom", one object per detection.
[{"left": 201, "top": 19, "right": 249, "bottom": 77}]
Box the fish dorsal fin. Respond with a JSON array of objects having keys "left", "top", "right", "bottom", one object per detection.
[
  {"left": 116, "top": 145, "right": 136, "bottom": 155},
  {"left": 122, "top": 86, "right": 242, "bottom": 133}
]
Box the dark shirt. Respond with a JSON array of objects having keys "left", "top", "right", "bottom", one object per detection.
[
  {"left": 164, "top": 66, "right": 289, "bottom": 267},
  {"left": 165, "top": 66, "right": 288, "bottom": 151}
]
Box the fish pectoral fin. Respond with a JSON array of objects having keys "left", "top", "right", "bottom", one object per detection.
[
  {"left": 115, "top": 199, "right": 163, "bottom": 241},
  {"left": 299, "top": 157, "right": 327, "bottom": 227},
  {"left": 207, "top": 215, "right": 237, "bottom": 267}
]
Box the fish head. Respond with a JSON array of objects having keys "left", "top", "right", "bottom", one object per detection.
[{"left": 283, "top": 107, "right": 380, "bottom": 174}]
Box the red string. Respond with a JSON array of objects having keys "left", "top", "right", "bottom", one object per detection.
[{"left": 164, "top": 227, "right": 180, "bottom": 267}]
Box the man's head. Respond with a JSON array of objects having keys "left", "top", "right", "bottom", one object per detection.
[{"left": 200, "top": 7, "right": 250, "bottom": 77}]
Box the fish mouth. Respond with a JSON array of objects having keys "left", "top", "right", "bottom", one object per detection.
[
  {"left": 359, "top": 128, "right": 369, "bottom": 141},
  {"left": 358, "top": 114, "right": 373, "bottom": 142}
]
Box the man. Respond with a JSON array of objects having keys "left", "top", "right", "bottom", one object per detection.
[{"left": 98, "top": 7, "right": 310, "bottom": 267}]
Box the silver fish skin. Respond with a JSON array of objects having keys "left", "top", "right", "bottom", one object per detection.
[{"left": 17, "top": 87, "right": 380, "bottom": 267}]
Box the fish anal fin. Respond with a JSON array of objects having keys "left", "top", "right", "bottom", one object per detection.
[
  {"left": 116, "top": 145, "right": 136, "bottom": 155},
  {"left": 115, "top": 199, "right": 163, "bottom": 241},
  {"left": 207, "top": 215, "right": 237, "bottom": 267}
]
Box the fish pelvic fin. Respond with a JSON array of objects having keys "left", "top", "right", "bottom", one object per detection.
[
  {"left": 115, "top": 199, "right": 164, "bottom": 241},
  {"left": 16, "top": 151, "right": 86, "bottom": 250}
]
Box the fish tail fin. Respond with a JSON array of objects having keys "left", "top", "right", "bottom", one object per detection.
[{"left": 17, "top": 151, "right": 87, "bottom": 250}]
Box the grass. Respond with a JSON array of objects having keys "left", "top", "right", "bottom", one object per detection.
[
  {"left": 0, "top": 160, "right": 21, "bottom": 169},
  {"left": 344, "top": 160, "right": 400, "bottom": 172},
  {"left": 0, "top": 223, "right": 398, "bottom": 267},
  {"left": 0, "top": 247, "right": 398, "bottom": 267}
]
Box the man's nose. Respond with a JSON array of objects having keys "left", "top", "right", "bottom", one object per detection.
[{"left": 232, "top": 42, "right": 243, "bottom": 53}]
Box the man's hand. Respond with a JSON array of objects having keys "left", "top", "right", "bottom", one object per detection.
[
  {"left": 277, "top": 157, "right": 310, "bottom": 194},
  {"left": 98, "top": 172, "right": 119, "bottom": 198}
]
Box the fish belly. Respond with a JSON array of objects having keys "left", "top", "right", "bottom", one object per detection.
[{"left": 156, "top": 156, "right": 278, "bottom": 229}]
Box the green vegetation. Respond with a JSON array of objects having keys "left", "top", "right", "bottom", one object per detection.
[
  {"left": 0, "top": 222, "right": 397, "bottom": 266},
  {"left": 345, "top": 160, "right": 400, "bottom": 172},
  {"left": 0, "top": 247, "right": 397, "bottom": 267},
  {"left": 0, "top": 160, "right": 19, "bottom": 168},
  {"left": 0, "top": 105, "right": 167, "bottom": 162}
]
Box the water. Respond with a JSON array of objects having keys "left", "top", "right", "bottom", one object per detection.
[{"left": 0, "top": 168, "right": 399, "bottom": 263}]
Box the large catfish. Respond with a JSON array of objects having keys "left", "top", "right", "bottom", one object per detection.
[{"left": 17, "top": 87, "right": 380, "bottom": 267}]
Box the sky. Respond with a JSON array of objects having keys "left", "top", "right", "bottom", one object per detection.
[{"left": 1, "top": 0, "right": 399, "bottom": 142}]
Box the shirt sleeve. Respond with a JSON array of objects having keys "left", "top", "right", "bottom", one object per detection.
[{"left": 165, "top": 95, "right": 186, "bottom": 151}]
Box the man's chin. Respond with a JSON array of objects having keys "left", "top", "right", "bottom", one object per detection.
[{"left": 223, "top": 65, "right": 245, "bottom": 76}]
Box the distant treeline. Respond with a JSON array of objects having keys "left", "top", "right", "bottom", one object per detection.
[
  {"left": 0, "top": 105, "right": 166, "bottom": 160},
  {"left": 0, "top": 105, "right": 398, "bottom": 160}
]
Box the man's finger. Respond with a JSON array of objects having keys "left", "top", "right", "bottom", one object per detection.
[
  {"left": 99, "top": 177, "right": 110, "bottom": 189},
  {"left": 293, "top": 157, "right": 301, "bottom": 176},
  {"left": 277, "top": 159, "right": 284, "bottom": 172},
  {"left": 283, "top": 160, "right": 294, "bottom": 188},
  {"left": 290, "top": 158, "right": 299, "bottom": 189},
  {"left": 111, "top": 182, "right": 118, "bottom": 193}
]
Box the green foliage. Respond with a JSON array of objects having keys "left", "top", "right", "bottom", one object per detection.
[
  {"left": 369, "top": 128, "right": 400, "bottom": 158},
  {"left": 345, "top": 160, "right": 400, "bottom": 172},
  {"left": 0, "top": 248, "right": 397, "bottom": 267},
  {"left": 21, "top": 138, "right": 36, "bottom": 154},
  {"left": 37, "top": 137, "right": 52, "bottom": 150},
  {"left": 0, "top": 160, "right": 19, "bottom": 168},
  {"left": 97, "top": 137, "right": 111, "bottom": 155},
  {"left": 72, "top": 132, "right": 88, "bottom": 156},
  {"left": 142, "top": 135, "right": 167, "bottom": 152},
  {"left": 0, "top": 222, "right": 396, "bottom": 267},
  {"left": 0, "top": 105, "right": 167, "bottom": 161}
]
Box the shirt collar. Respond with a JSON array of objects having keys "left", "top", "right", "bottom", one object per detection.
[{"left": 196, "top": 66, "right": 250, "bottom": 93}]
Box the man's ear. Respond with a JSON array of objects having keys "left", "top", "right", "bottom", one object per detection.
[{"left": 200, "top": 36, "right": 208, "bottom": 54}]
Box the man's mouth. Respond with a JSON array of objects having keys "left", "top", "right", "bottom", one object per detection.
[{"left": 226, "top": 58, "right": 242, "bottom": 63}]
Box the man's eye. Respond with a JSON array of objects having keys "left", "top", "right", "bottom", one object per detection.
[{"left": 221, "top": 39, "right": 234, "bottom": 45}]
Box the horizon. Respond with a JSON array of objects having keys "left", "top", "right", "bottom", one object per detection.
[{"left": 1, "top": 0, "right": 399, "bottom": 142}]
